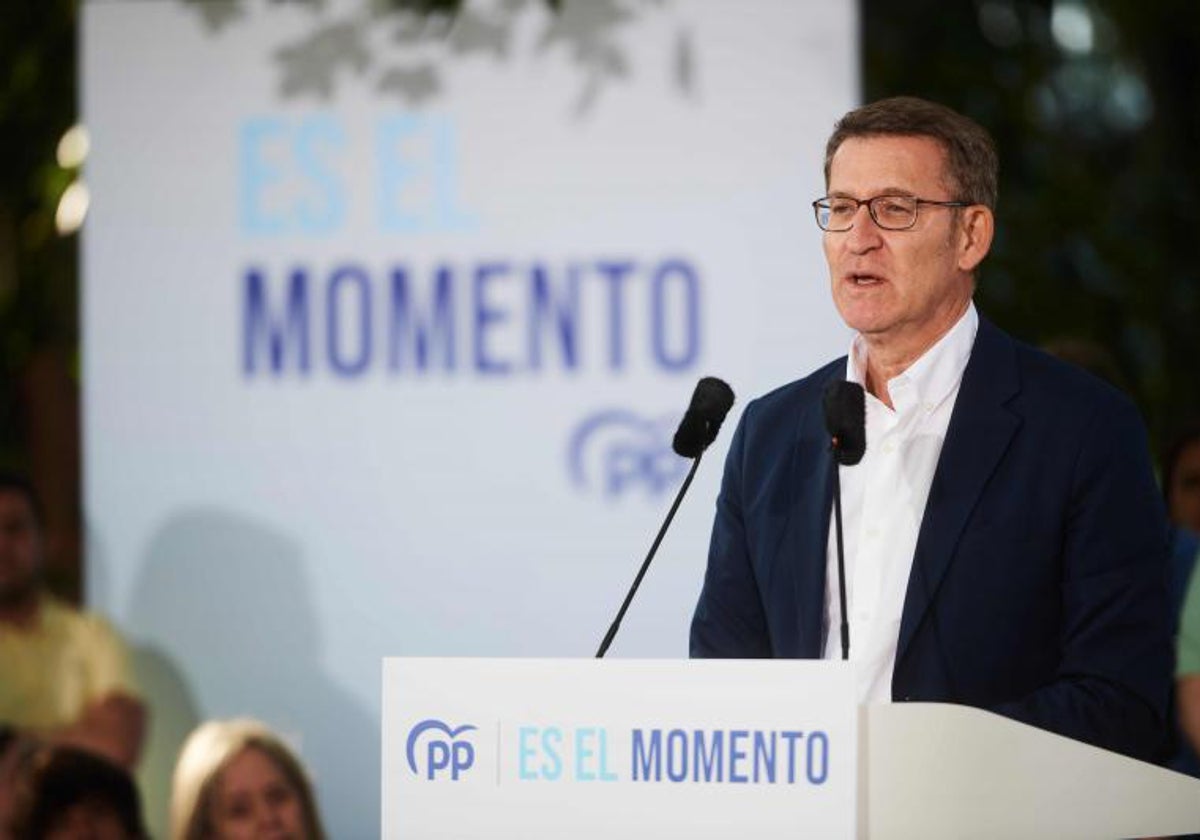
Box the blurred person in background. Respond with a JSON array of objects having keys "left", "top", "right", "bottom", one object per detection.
[
  {"left": 1163, "top": 425, "right": 1200, "bottom": 655},
  {"left": 170, "top": 718, "right": 325, "bottom": 840},
  {"left": 0, "top": 728, "right": 25, "bottom": 837},
  {"left": 1164, "top": 425, "right": 1200, "bottom": 538},
  {"left": 1170, "top": 425, "right": 1200, "bottom": 762},
  {"left": 5, "top": 743, "right": 148, "bottom": 840},
  {"left": 0, "top": 473, "right": 144, "bottom": 770}
]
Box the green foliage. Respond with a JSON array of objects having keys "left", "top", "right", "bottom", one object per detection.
[
  {"left": 0, "top": 0, "right": 79, "bottom": 466},
  {"left": 863, "top": 0, "right": 1200, "bottom": 443},
  {"left": 2, "top": 0, "right": 1198, "bottom": 462}
]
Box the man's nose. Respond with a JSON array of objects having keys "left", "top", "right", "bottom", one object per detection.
[{"left": 844, "top": 203, "right": 883, "bottom": 252}]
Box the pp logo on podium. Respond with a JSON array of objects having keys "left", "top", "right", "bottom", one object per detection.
[{"left": 406, "top": 719, "right": 478, "bottom": 780}]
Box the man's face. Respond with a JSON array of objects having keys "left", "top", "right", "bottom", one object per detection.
[
  {"left": 823, "top": 134, "right": 986, "bottom": 352},
  {"left": 0, "top": 490, "right": 42, "bottom": 607}
]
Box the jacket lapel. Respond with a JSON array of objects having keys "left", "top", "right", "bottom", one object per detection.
[
  {"left": 896, "top": 318, "right": 1022, "bottom": 664},
  {"left": 784, "top": 368, "right": 841, "bottom": 657}
]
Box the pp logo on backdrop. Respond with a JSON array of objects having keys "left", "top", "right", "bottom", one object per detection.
[
  {"left": 406, "top": 719, "right": 478, "bottom": 780},
  {"left": 568, "top": 410, "right": 688, "bottom": 498}
]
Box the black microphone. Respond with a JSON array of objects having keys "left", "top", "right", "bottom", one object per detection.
[
  {"left": 596, "top": 377, "right": 736, "bottom": 658},
  {"left": 673, "top": 376, "right": 736, "bottom": 458},
  {"left": 823, "top": 380, "right": 866, "bottom": 466},
  {"left": 822, "top": 380, "right": 866, "bottom": 660}
]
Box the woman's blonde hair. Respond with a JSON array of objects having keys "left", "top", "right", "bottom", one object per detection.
[{"left": 169, "top": 718, "right": 326, "bottom": 840}]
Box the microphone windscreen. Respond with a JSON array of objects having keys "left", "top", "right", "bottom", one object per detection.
[
  {"left": 673, "top": 377, "right": 736, "bottom": 458},
  {"left": 822, "top": 380, "right": 866, "bottom": 466}
]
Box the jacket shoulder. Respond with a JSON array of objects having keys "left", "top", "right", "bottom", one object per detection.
[
  {"left": 1005, "top": 331, "right": 1138, "bottom": 419},
  {"left": 742, "top": 356, "right": 847, "bottom": 428}
]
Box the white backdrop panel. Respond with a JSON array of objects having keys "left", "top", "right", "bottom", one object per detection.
[{"left": 82, "top": 1, "right": 856, "bottom": 834}]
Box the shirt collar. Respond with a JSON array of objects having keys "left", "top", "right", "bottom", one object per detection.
[{"left": 845, "top": 301, "right": 979, "bottom": 415}]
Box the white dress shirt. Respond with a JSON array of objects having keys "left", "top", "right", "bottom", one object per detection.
[{"left": 822, "top": 303, "right": 979, "bottom": 704}]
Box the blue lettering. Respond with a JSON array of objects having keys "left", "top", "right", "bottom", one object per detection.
[
  {"left": 631, "top": 729, "right": 660, "bottom": 781},
  {"left": 728, "top": 730, "right": 748, "bottom": 783},
  {"left": 239, "top": 118, "right": 287, "bottom": 235},
  {"left": 518, "top": 727, "right": 538, "bottom": 781},
  {"left": 806, "top": 731, "right": 828, "bottom": 785},
  {"left": 377, "top": 115, "right": 424, "bottom": 232},
  {"left": 651, "top": 259, "right": 700, "bottom": 370},
  {"left": 243, "top": 267, "right": 310, "bottom": 375},
  {"left": 294, "top": 115, "right": 346, "bottom": 234},
  {"left": 238, "top": 116, "right": 345, "bottom": 236},
  {"left": 596, "top": 260, "right": 634, "bottom": 370},
  {"left": 693, "top": 729, "right": 723, "bottom": 782},
  {"left": 528, "top": 263, "right": 579, "bottom": 371},
  {"left": 625, "top": 728, "right": 828, "bottom": 785},
  {"left": 752, "top": 731, "right": 776, "bottom": 783},
  {"left": 541, "top": 727, "right": 563, "bottom": 781},
  {"left": 426, "top": 741, "right": 450, "bottom": 780},
  {"left": 377, "top": 114, "right": 475, "bottom": 232},
  {"left": 450, "top": 741, "right": 474, "bottom": 780},
  {"left": 473, "top": 262, "right": 511, "bottom": 374},
  {"left": 389, "top": 266, "right": 455, "bottom": 372},
  {"left": 326, "top": 265, "right": 371, "bottom": 376},
  {"left": 241, "top": 258, "right": 703, "bottom": 378},
  {"left": 575, "top": 728, "right": 596, "bottom": 782},
  {"left": 431, "top": 116, "right": 475, "bottom": 230},
  {"left": 665, "top": 729, "right": 689, "bottom": 782},
  {"left": 597, "top": 728, "right": 617, "bottom": 781},
  {"left": 781, "top": 731, "right": 804, "bottom": 784}
]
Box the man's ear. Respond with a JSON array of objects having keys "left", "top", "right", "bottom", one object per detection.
[{"left": 957, "top": 205, "right": 994, "bottom": 273}]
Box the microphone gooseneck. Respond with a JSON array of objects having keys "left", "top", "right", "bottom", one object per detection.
[
  {"left": 830, "top": 455, "right": 850, "bottom": 660},
  {"left": 822, "top": 380, "right": 866, "bottom": 660},
  {"left": 596, "top": 377, "right": 735, "bottom": 658}
]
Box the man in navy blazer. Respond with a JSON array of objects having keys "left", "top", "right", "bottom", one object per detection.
[{"left": 690, "top": 97, "right": 1171, "bottom": 761}]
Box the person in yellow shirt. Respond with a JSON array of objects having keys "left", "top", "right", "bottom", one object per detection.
[{"left": 0, "top": 472, "right": 145, "bottom": 770}]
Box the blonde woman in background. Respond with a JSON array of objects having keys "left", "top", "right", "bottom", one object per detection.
[{"left": 170, "top": 718, "right": 325, "bottom": 840}]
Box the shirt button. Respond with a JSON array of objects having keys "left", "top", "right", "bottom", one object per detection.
[
  {"left": 865, "top": 526, "right": 880, "bottom": 539},
  {"left": 882, "top": 440, "right": 896, "bottom": 454}
]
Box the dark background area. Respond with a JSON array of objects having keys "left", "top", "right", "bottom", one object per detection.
[
  {"left": 2, "top": 0, "right": 1197, "bottom": 596},
  {"left": 866, "top": 0, "right": 1200, "bottom": 439}
]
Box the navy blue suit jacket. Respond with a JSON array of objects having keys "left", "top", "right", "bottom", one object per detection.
[{"left": 690, "top": 317, "right": 1172, "bottom": 760}]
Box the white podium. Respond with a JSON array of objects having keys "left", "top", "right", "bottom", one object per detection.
[
  {"left": 861, "top": 702, "right": 1200, "bottom": 839},
  {"left": 382, "top": 658, "right": 1200, "bottom": 839}
]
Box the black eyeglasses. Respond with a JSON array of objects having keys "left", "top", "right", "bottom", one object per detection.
[{"left": 812, "top": 194, "right": 970, "bottom": 232}]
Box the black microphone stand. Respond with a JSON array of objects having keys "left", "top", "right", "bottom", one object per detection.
[
  {"left": 831, "top": 443, "right": 850, "bottom": 661},
  {"left": 595, "top": 453, "right": 703, "bottom": 658}
]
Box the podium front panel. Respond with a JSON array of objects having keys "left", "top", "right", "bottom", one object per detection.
[{"left": 382, "top": 657, "right": 856, "bottom": 838}]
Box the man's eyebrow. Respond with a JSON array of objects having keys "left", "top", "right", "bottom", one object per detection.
[{"left": 826, "top": 188, "right": 919, "bottom": 198}]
